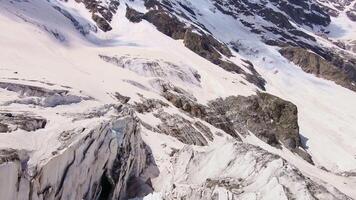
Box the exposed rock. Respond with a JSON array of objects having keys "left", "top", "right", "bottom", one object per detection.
[
  {"left": 143, "top": 9, "right": 187, "bottom": 39},
  {"left": 74, "top": 0, "right": 120, "bottom": 31},
  {"left": 0, "top": 123, "right": 9, "bottom": 133},
  {"left": 126, "top": 6, "right": 144, "bottom": 23},
  {"left": 154, "top": 111, "right": 209, "bottom": 146},
  {"left": 280, "top": 47, "right": 356, "bottom": 92},
  {"left": 205, "top": 92, "right": 313, "bottom": 163},
  {"left": 114, "top": 92, "right": 131, "bottom": 104},
  {"left": 92, "top": 14, "right": 112, "bottom": 32},
  {"left": 0, "top": 107, "right": 158, "bottom": 200},
  {"left": 193, "top": 121, "right": 214, "bottom": 142},
  {"left": 134, "top": 97, "right": 169, "bottom": 114},
  {"left": 207, "top": 93, "right": 299, "bottom": 148},
  {"left": 0, "top": 112, "right": 47, "bottom": 132},
  {"left": 346, "top": 10, "right": 356, "bottom": 21},
  {"left": 0, "top": 149, "right": 22, "bottom": 164},
  {"left": 162, "top": 89, "right": 207, "bottom": 118}
]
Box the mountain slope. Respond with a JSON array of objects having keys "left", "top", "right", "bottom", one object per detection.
[{"left": 0, "top": 0, "right": 355, "bottom": 199}]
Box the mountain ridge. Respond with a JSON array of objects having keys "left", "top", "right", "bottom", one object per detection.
[{"left": 0, "top": 0, "right": 356, "bottom": 199}]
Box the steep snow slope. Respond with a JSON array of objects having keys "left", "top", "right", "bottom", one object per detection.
[{"left": 0, "top": 0, "right": 356, "bottom": 199}]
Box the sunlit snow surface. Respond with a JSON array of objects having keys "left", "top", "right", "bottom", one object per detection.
[{"left": 0, "top": 0, "right": 356, "bottom": 199}]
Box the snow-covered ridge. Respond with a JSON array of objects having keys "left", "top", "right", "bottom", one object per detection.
[{"left": 1, "top": 0, "right": 356, "bottom": 199}]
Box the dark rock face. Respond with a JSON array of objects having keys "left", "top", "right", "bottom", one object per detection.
[
  {"left": 126, "top": 6, "right": 145, "bottom": 23},
  {"left": 0, "top": 112, "right": 47, "bottom": 133},
  {"left": 204, "top": 92, "right": 312, "bottom": 163},
  {"left": 162, "top": 89, "right": 207, "bottom": 118},
  {"left": 74, "top": 0, "right": 120, "bottom": 31},
  {"left": 0, "top": 149, "right": 24, "bottom": 164},
  {"left": 92, "top": 14, "right": 112, "bottom": 31},
  {"left": 207, "top": 93, "right": 299, "bottom": 148},
  {"left": 134, "top": 98, "right": 169, "bottom": 114},
  {"left": 154, "top": 111, "right": 210, "bottom": 146},
  {"left": 346, "top": 9, "right": 356, "bottom": 21},
  {"left": 184, "top": 30, "right": 232, "bottom": 59},
  {"left": 280, "top": 47, "right": 356, "bottom": 92},
  {"left": 143, "top": 9, "right": 187, "bottom": 39}
]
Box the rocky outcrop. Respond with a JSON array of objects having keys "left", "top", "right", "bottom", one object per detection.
[
  {"left": 134, "top": 98, "right": 169, "bottom": 114},
  {"left": 280, "top": 47, "right": 356, "bottom": 92},
  {"left": 346, "top": 9, "right": 356, "bottom": 21},
  {"left": 205, "top": 92, "right": 314, "bottom": 164},
  {"left": 0, "top": 107, "right": 157, "bottom": 200},
  {"left": 126, "top": 6, "right": 144, "bottom": 23},
  {"left": 143, "top": 9, "right": 187, "bottom": 39},
  {"left": 154, "top": 111, "right": 211, "bottom": 146},
  {"left": 74, "top": 0, "right": 120, "bottom": 31},
  {"left": 0, "top": 112, "right": 47, "bottom": 133},
  {"left": 162, "top": 89, "right": 207, "bottom": 118},
  {"left": 152, "top": 81, "right": 311, "bottom": 162}
]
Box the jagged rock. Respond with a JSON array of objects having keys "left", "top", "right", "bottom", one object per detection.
[
  {"left": 0, "top": 107, "right": 157, "bottom": 200},
  {"left": 346, "top": 10, "right": 356, "bottom": 21},
  {"left": 162, "top": 90, "right": 207, "bottom": 118},
  {"left": 143, "top": 9, "right": 187, "bottom": 39},
  {"left": 126, "top": 6, "right": 144, "bottom": 23},
  {"left": 0, "top": 112, "right": 47, "bottom": 132},
  {"left": 0, "top": 149, "right": 22, "bottom": 164},
  {"left": 92, "top": 14, "right": 112, "bottom": 31},
  {"left": 74, "top": 0, "right": 120, "bottom": 31},
  {"left": 134, "top": 98, "right": 169, "bottom": 114},
  {"left": 280, "top": 47, "right": 356, "bottom": 92},
  {"left": 0, "top": 123, "right": 9, "bottom": 133},
  {"left": 205, "top": 92, "right": 314, "bottom": 163},
  {"left": 193, "top": 121, "right": 213, "bottom": 141},
  {"left": 114, "top": 92, "right": 131, "bottom": 104},
  {"left": 207, "top": 93, "right": 299, "bottom": 148},
  {"left": 154, "top": 111, "right": 209, "bottom": 146}
]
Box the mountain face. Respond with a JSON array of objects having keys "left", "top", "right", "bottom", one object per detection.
[{"left": 0, "top": 0, "right": 355, "bottom": 199}]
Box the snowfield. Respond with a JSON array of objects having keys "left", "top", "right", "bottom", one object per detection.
[{"left": 0, "top": 0, "right": 356, "bottom": 199}]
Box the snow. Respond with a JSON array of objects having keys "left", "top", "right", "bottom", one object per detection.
[
  {"left": 326, "top": 1, "right": 356, "bottom": 40},
  {"left": 1, "top": 0, "right": 356, "bottom": 199}
]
